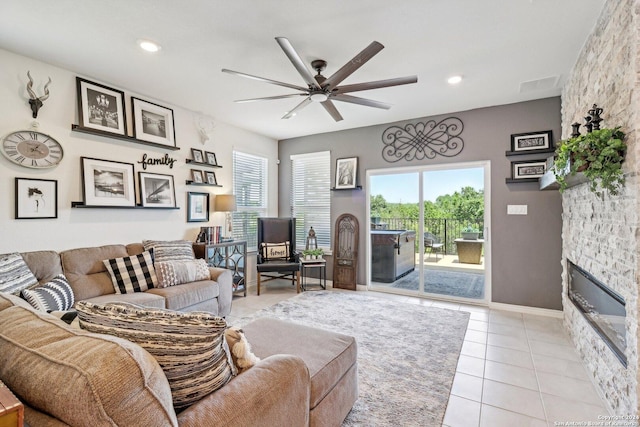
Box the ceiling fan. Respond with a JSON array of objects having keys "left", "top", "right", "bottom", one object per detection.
[{"left": 222, "top": 37, "right": 418, "bottom": 122}]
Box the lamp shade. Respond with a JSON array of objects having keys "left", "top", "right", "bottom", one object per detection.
[{"left": 214, "top": 194, "right": 237, "bottom": 212}]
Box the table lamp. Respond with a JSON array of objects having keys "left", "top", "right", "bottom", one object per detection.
[{"left": 214, "top": 194, "right": 237, "bottom": 241}]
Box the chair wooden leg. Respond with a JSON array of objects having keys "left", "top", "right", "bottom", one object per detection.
[
  {"left": 257, "top": 272, "right": 261, "bottom": 295},
  {"left": 295, "top": 270, "right": 301, "bottom": 293}
]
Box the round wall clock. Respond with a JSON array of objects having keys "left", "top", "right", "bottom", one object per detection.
[{"left": 1, "top": 130, "right": 64, "bottom": 168}]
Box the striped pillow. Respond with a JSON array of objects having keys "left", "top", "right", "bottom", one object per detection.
[
  {"left": 155, "top": 259, "right": 210, "bottom": 288},
  {"left": 21, "top": 274, "right": 75, "bottom": 312},
  {"left": 142, "top": 240, "right": 194, "bottom": 263},
  {"left": 76, "top": 301, "right": 235, "bottom": 409},
  {"left": 0, "top": 253, "right": 38, "bottom": 295},
  {"left": 103, "top": 251, "right": 157, "bottom": 294}
]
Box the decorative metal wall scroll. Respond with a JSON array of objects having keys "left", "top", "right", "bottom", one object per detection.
[{"left": 381, "top": 117, "right": 464, "bottom": 163}]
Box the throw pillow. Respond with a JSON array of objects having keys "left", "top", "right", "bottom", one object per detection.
[
  {"left": 0, "top": 253, "right": 38, "bottom": 295},
  {"left": 142, "top": 240, "right": 195, "bottom": 263},
  {"left": 103, "top": 251, "right": 157, "bottom": 294},
  {"left": 76, "top": 301, "right": 235, "bottom": 409},
  {"left": 155, "top": 259, "right": 210, "bottom": 288},
  {"left": 261, "top": 241, "right": 290, "bottom": 261},
  {"left": 21, "top": 274, "right": 74, "bottom": 312}
]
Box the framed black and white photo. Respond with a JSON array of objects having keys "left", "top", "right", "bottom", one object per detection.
[
  {"left": 511, "top": 160, "right": 547, "bottom": 180},
  {"left": 131, "top": 97, "right": 176, "bottom": 147},
  {"left": 335, "top": 157, "right": 358, "bottom": 189},
  {"left": 15, "top": 178, "right": 57, "bottom": 219},
  {"left": 81, "top": 157, "right": 136, "bottom": 207},
  {"left": 205, "top": 171, "right": 217, "bottom": 185},
  {"left": 76, "top": 77, "right": 127, "bottom": 136},
  {"left": 191, "top": 169, "right": 204, "bottom": 184},
  {"left": 205, "top": 151, "right": 218, "bottom": 166},
  {"left": 510, "top": 130, "right": 553, "bottom": 153},
  {"left": 139, "top": 172, "right": 176, "bottom": 208},
  {"left": 187, "top": 192, "right": 209, "bottom": 222},
  {"left": 191, "top": 148, "right": 204, "bottom": 163}
]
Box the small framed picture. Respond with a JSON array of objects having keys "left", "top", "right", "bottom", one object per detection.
[
  {"left": 510, "top": 130, "right": 553, "bottom": 153},
  {"left": 139, "top": 172, "right": 176, "bottom": 208},
  {"left": 205, "top": 171, "right": 217, "bottom": 185},
  {"left": 191, "top": 169, "right": 204, "bottom": 184},
  {"left": 187, "top": 192, "right": 209, "bottom": 222},
  {"left": 335, "top": 157, "right": 358, "bottom": 189},
  {"left": 205, "top": 151, "right": 218, "bottom": 166},
  {"left": 15, "top": 178, "right": 58, "bottom": 219},
  {"left": 511, "top": 160, "right": 547, "bottom": 179},
  {"left": 191, "top": 148, "right": 204, "bottom": 163},
  {"left": 131, "top": 97, "right": 176, "bottom": 147},
  {"left": 81, "top": 157, "right": 136, "bottom": 207},
  {"left": 76, "top": 77, "right": 127, "bottom": 136}
]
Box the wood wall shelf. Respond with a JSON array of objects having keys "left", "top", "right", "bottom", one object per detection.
[
  {"left": 186, "top": 159, "right": 222, "bottom": 168},
  {"left": 71, "top": 125, "right": 181, "bottom": 151},
  {"left": 505, "top": 148, "right": 556, "bottom": 157},
  {"left": 71, "top": 201, "right": 180, "bottom": 209},
  {"left": 185, "top": 181, "right": 222, "bottom": 187},
  {"left": 331, "top": 186, "right": 363, "bottom": 191}
]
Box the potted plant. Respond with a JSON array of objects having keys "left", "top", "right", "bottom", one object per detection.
[
  {"left": 461, "top": 226, "right": 479, "bottom": 240},
  {"left": 311, "top": 248, "right": 324, "bottom": 260},
  {"left": 554, "top": 127, "right": 627, "bottom": 196},
  {"left": 302, "top": 249, "right": 313, "bottom": 260}
]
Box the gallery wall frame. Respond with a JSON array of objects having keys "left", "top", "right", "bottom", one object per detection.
[
  {"left": 335, "top": 157, "right": 358, "bottom": 189},
  {"left": 509, "top": 130, "right": 554, "bottom": 154},
  {"left": 511, "top": 159, "right": 547, "bottom": 180},
  {"left": 187, "top": 191, "right": 210, "bottom": 222},
  {"left": 139, "top": 172, "right": 176, "bottom": 208},
  {"left": 15, "top": 177, "right": 58, "bottom": 219},
  {"left": 131, "top": 97, "right": 176, "bottom": 147},
  {"left": 76, "top": 77, "right": 127, "bottom": 136},
  {"left": 81, "top": 157, "right": 136, "bottom": 207},
  {"left": 205, "top": 151, "right": 218, "bottom": 166}
]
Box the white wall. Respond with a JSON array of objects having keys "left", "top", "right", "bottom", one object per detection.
[{"left": 0, "top": 48, "right": 279, "bottom": 253}]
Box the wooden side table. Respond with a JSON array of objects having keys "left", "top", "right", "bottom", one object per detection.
[
  {"left": 454, "top": 239, "right": 485, "bottom": 264},
  {"left": 0, "top": 381, "right": 24, "bottom": 427},
  {"left": 195, "top": 241, "right": 247, "bottom": 297}
]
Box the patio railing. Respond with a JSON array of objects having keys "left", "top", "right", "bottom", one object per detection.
[{"left": 371, "top": 217, "right": 484, "bottom": 255}]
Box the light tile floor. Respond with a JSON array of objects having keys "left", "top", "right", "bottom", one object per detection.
[{"left": 226, "top": 281, "right": 610, "bottom": 427}]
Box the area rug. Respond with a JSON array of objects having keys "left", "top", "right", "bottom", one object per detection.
[
  {"left": 389, "top": 269, "right": 485, "bottom": 299},
  {"left": 235, "top": 291, "right": 469, "bottom": 426}
]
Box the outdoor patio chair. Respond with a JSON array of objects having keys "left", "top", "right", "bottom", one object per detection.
[{"left": 424, "top": 232, "right": 445, "bottom": 261}]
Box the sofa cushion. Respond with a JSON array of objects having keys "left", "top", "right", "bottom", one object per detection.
[
  {"left": 82, "top": 291, "right": 167, "bottom": 309},
  {"left": 0, "top": 305, "right": 178, "bottom": 427},
  {"left": 20, "top": 274, "right": 74, "bottom": 311},
  {"left": 103, "top": 250, "right": 157, "bottom": 294},
  {"left": 147, "top": 279, "right": 220, "bottom": 311},
  {"left": 0, "top": 291, "right": 34, "bottom": 312},
  {"left": 60, "top": 245, "right": 130, "bottom": 301},
  {"left": 20, "top": 250, "right": 63, "bottom": 284},
  {"left": 0, "top": 253, "right": 38, "bottom": 295},
  {"left": 76, "top": 301, "right": 234, "bottom": 409},
  {"left": 155, "top": 259, "right": 210, "bottom": 288},
  {"left": 142, "top": 240, "right": 195, "bottom": 263}
]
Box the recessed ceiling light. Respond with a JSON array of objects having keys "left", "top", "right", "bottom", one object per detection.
[
  {"left": 138, "top": 39, "right": 161, "bottom": 53},
  {"left": 447, "top": 75, "right": 463, "bottom": 85}
]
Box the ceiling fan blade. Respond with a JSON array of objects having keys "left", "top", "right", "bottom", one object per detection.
[
  {"left": 234, "top": 94, "right": 307, "bottom": 103},
  {"left": 334, "top": 76, "right": 418, "bottom": 94},
  {"left": 282, "top": 97, "right": 312, "bottom": 119},
  {"left": 320, "top": 100, "right": 344, "bottom": 122},
  {"left": 322, "top": 41, "right": 384, "bottom": 90},
  {"left": 275, "top": 37, "right": 321, "bottom": 89},
  {"left": 222, "top": 68, "right": 308, "bottom": 92},
  {"left": 332, "top": 94, "right": 392, "bottom": 110}
]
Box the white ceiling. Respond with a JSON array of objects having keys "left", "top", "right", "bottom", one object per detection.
[{"left": 0, "top": 0, "right": 605, "bottom": 140}]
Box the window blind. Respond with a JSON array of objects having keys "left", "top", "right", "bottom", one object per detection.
[{"left": 232, "top": 151, "right": 268, "bottom": 251}]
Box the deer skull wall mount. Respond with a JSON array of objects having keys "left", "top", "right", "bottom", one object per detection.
[{"left": 26, "top": 71, "right": 51, "bottom": 119}]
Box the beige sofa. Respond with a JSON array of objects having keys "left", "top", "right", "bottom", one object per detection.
[{"left": 21, "top": 242, "right": 233, "bottom": 316}]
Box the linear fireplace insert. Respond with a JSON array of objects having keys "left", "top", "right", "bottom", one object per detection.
[{"left": 568, "top": 260, "right": 627, "bottom": 366}]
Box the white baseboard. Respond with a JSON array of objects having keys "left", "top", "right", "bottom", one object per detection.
[{"left": 488, "top": 301, "right": 563, "bottom": 318}]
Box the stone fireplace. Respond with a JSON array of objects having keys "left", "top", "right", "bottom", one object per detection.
[{"left": 560, "top": 0, "right": 639, "bottom": 415}]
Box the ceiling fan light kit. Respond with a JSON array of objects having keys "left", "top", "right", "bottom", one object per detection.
[{"left": 222, "top": 37, "right": 418, "bottom": 122}]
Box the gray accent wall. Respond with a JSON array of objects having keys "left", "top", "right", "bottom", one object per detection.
[{"left": 279, "top": 97, "right": 563, "bottom": 310}]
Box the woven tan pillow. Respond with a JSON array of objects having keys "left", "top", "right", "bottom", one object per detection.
[{"left": 154, "top": 259, "right": 210, "bottom": 288}]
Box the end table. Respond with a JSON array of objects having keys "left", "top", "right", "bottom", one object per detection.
[
  {"left": 195, "top": 241, "right": 247, "bottom": 296},
  {"left": 300, "top": 258, "right": 327, "bottom": 291}
]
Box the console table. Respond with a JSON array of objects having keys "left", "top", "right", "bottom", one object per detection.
[
  {"left": 454, "top": 239, "right": 485, "bottom": 265},
  {"left": 194, "top": 241, "right": 247, "bottom": 296}
]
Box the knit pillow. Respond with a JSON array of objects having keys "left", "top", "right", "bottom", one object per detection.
[
  {"left": 103, "top": 251, "right": 157, "bottom": 294},
  {"left": 142, "top": 240, "right": 194, "bottom": 263},
  {"left": 261, "top": 241, "right": 290, "bottom": 261},
  {"left": 21, "top": 274, "right": 74, "bottom": 312},
  {"left": 76, "top": 301, "right": 235, "bottom": 409},
  {"left": 155, "top": 259, "right": 210, "bottom": 288},
  {"left": 0, "top": 253, "right": 38, "bottom": 295}
]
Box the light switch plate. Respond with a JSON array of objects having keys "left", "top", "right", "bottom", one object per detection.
[{"left": 507, "top": 204, "right": 528, "bottom": 215}]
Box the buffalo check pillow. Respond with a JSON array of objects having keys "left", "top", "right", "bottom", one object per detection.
[{"left": 103, "top": 250, "right": 157, "bottom": 294}]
